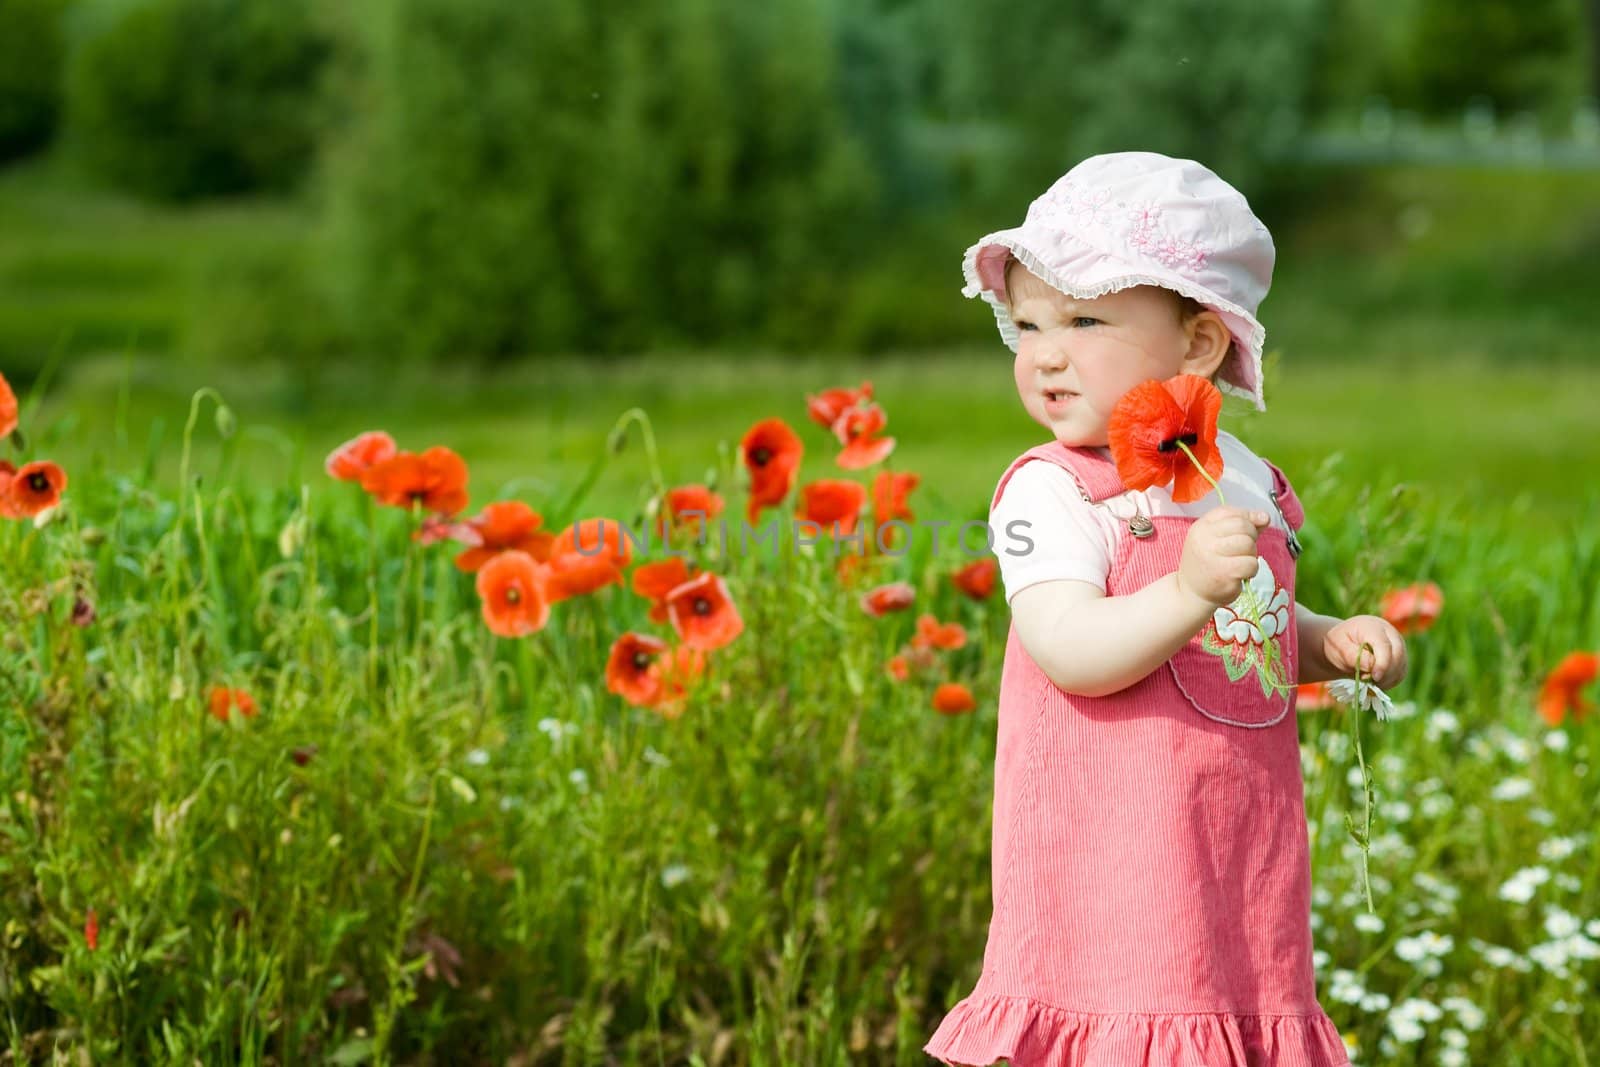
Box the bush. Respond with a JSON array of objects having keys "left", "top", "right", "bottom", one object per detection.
[
  {"left": 920, "top": 0, "right": 1327, "bottom": 204},
  {"left": 63, "top": 0, "right": 330, "bottom": 200},
  {"left": 322, "top": 0, "right": 894, "bottom": 361},
  {"left": 0, "top": 0, "right": 70, "bottom": 162}
]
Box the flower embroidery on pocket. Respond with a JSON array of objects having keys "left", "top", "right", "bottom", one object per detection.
[{"left": 1199, "top": 555, "right": 1292, "bottom": 698}]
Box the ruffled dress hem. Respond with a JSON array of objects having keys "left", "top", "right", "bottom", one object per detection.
[{"left": 924, "top": 993, "right": 1352, "bottom": 1067}]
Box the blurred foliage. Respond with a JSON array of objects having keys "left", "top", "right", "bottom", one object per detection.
[
  {"left": 0, "top": 0, "right": 1596, "bottom": 364},
  {"left": 61, "top": 0, "right": 331, "bottom": 201},
  {"left": 0, "top": 0, "right": 70, "bottom": 163},
  {"left": 912, "top": 0, "right": 1327, "bottom": 205},
  {"left": 319, "top": 0, "right": 899, "bottom": 362}
]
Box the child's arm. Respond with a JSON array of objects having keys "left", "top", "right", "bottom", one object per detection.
[
  {"left": 1009, "top": 506, "right": 1271, "bottom": 698},
  {"left": 1295, "top": 603, "right": 1410, "bottom": 688}
]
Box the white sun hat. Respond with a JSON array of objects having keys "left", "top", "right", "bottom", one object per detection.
[{"left": 961, "top": 151, "right": 1277, "bottom": 411}]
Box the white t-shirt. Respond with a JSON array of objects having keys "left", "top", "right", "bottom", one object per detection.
[{"left": 988, "top": 430, "right": 1292, "bottom": 602}]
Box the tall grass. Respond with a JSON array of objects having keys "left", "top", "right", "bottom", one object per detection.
[{"left": 2, "top": 377, "right": 1597, "bottom": 1064}]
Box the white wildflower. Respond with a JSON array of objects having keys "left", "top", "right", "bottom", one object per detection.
[
  {"left": 660, "top": 863, "right": 692, "bottom": 889},
  {"left": 569, "top": 768, "right": 590, "bottom": 792},
  {"left": 466, "top": 748, "right": 490, "bottom": 766},
  {"left": 1545, "top": 908, "right": 1583, "bottom": 939},
  {"left": 1498, "top": 865, "right": 1551, "bottom": 903},
  {"left": 1538, "top": 835, "right": 1580, "bottom": 862},
  {"left": 1420, "top": 793, "right": 1455, "bottom": 818},
  {"left": 1360, "top": 991, "right": 1391, "bottom": 1013},
  {"left": 1528, "top": 939, "right": 1572, "bottom": 976},
  {"left": 1395, "top": 931, "right": 1453, "bottom": 962},
  {"left": 1490, "top": 776, "right": 1533, "bottom": 801},
  {"left": 1327, "top": 677, "right": 1394, "bottom": 720},
  {"left": 1544, "top": 729, "right": 1569, "bottom": 752},
  {"left": 1441, "top": 996, "right": 1486, "bottom": 1032},
  {"left": 1386, "top": 998, "right": 1443, "bottom": 1043},
  {"left": 1380, "top": 800, "right": 1413, "bottom": 822},
  {"left": 642, "top": 745, "right": 672, "bottom": 768},
  {"left": 1528, "top": 807, "right": 1556, "bottom": 827},
  {"left": 1555, "top": 873, "right": 1582, "bottom": 893},
  {"left": 1354, "top": 912, "right": 1386, "bottom": 933},
  {"left": 1387, "top": 699, "right": 1419, "bottom": 720},
  {"left": 1329, "top": 969, "right": 1365, "bottom": 1004},
  {"left": 1469, "top": 938, "right": 1531, "bottom": 971}
]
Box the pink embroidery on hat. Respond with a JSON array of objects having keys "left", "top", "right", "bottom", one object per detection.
[{"left": 1039, "top": 184, "right": 1214, "bottom": 274}]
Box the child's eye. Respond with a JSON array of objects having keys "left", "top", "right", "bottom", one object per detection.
[
  {"left": 1073, "top": 317, "right": 1099, "bottom": 327},
  {"left": 1015, "top": 319, "right": 1036, "bottom": 332}
]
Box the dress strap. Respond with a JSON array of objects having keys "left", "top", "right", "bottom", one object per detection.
[
  {"left": 989, "top": 441, "right": 1128, "bottom": 512},
  {"left": 1261, "top": 459, "right": 1306, "bottom": 531}
]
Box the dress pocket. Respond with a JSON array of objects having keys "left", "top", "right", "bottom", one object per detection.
[{"left": 1167, "top": 540, "right": 1298, "bottom": 729}]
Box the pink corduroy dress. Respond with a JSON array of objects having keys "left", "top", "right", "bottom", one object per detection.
[{"left": 925, "top": 441, "right": 1352, "bottom": 1067}]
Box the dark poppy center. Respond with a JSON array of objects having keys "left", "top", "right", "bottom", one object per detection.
[
  {"left": 1156, "top": 432, "right": 1199, "bottom": 454},
  {"left": 751, "top": 446, "right": 771, "bottom": 467},
  {"left": 692, "top": 596, "right": 712, "bottom": 616},
  {"left": 26, "top": 472, "right": 48, "bottom": 492},
  {"left": 505, "top": 587, "right": 521, "bottom": 604},
  {"left": 631, "top": 651, "right": 652, "bottom": 671}
]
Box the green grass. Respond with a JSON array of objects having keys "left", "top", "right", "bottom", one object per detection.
[
  {"left": 16, "top": 345, "right": 1600, "bottom": 542},
  {"left": 2, "top": 372, "right": 1598, "bottom": 1063}
]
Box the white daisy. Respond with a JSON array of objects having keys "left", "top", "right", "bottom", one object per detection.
[{"left": 1327, "top": 677, "right": 1394, "bottom": 720}]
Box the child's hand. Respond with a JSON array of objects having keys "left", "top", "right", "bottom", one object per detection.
[
  {"left": 1177, "top": 506, "right": 1270, "bottom": 607},
  {"left": 1324, "top": 615, "right": 1408, "bottom": 687}
]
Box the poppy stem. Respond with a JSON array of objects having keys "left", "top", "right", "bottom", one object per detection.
[
  {"left": 1173, "top": 440, "right": 1226, "bottom": 507},
  {"left": 612, "top": 408, "right": 668, "bottom": 500},
  {"left": 1347, "top": 641, "right": 1378, "bottom": 914}
]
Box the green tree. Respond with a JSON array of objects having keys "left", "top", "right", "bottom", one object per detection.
[
  {"left": 919, "top": 0, "right": 1326, "bottom": 202},
  {"left": 323, "top": 0, "right": 889, "bottom": 361},
  {"left": 1404, "top": 0, "right": 1581, "bottom": 116},
  {"left": 0, "top": 0, "right": 70, "bottom": 161},
  {"left": 63, "top": 0, "right": 330, "bottom": 200}
]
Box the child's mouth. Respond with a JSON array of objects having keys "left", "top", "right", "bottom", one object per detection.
[{"left": 1044, "top": 390, "right": 1078, "bottom": 410}]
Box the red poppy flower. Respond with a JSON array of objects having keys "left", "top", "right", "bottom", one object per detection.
[
  {"left": 1536, "top": 651, "right": 1598, "bottom": 727},
  {"left": 797, "top": 479, "right": 867, "bottom": 537},
  {"left": 545, "top": 518, "right": 635, "bottom": 602},
  {"left": 885, "top": 655, "right": 911, "bottom": 682},
  {"left": 657, "top": 484, "right": 724, "bottom": 539},
  {"left": 806, "top": 380, "right": 873, "bottom": 430},
  {"left": 871, "top": 469, "right": 919, "bottom": 528},
  {"left": 84, "top": 907, "right": 99, "bottom": 951},
  {"left": 833, "top": 403, "right": 896, "bottom": 470},
  {"left": 605, "top": 632, "right": 705, "bottom": 717},
  {"left": 0, "top": 460, "right": 66, "bottom": 519},
  {"left": 951, "top": 558, "right": 998, "bottom": 600},
  {"left": 931, "top": 682, "right": 977, "bottom": 715},
  {"left": 1106, "top": 375, "right": 1223, "bottom": 503},
  {"left": 0, "top": 371, "right": 16, "bottom": 440},
  {"left": 325, "top": 430, "right": 398, "bottom": 482},
  {"left": 860, "top": 582, "right": 916, "bottom": 617},
  {"left": 475, "top": 550, "right": 551, "bottom": 637},
  {"left": 1295, "top": 681, "right": 1335, "bottom": 710},
  {"left": 359, "top": 446, "right": 470, "bottom": 516},
  {"left": 664, "top": 571, "right": 744, "bottom": 651},
  {"left": 453, "top": 501, "right": 556, "bottom": 573},
  {"left": 1379, "top": 582, "right": 1443, "bottom": 635},
  {"left": 207, "top": 686, "right": 259, "bottom": 723},
  {"left": 632, "top": 557, "right": 693, "bottom": 622},
  {"left": 912, "top": 613, "right": 967, "bottom": 651},
  {"left": 742, "top": 418, "right": 804, "bottom": 523}
]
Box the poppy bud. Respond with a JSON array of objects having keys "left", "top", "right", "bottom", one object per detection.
[
  {"left": 8, "top": 428, "right": 26, "bottom": 452},
  {"left": 71, "top": 595, "right": 95, "bottom": 628},
  {"left": 215, "top": 404, "right": 237, "bottom": 440},
  {"left": 607, "top": 424, "right": 629, "bottom": 455},
  {"left": 703, "top": 468, "right": 719, "bottom": 493}
]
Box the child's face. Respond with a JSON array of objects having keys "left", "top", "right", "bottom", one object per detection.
[{"left": 1007, "top": 278, "right": 1215, "bottom": 448}]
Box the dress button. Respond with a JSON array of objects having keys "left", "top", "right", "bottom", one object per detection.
[{"left": 1128, "top": 514, "right": 1155, "bottom": 538}]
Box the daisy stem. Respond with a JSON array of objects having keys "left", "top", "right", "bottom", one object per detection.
[
  {"left": 1174, "top": 439, "right": 1226, "bottom": 507},
  {"left": 1350, "top": 642, "right": 1378, "bottom": 913}
]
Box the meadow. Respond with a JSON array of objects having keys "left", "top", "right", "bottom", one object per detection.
[{"left": 2, "top": 157, "right": 1600, "bottom": 1064}]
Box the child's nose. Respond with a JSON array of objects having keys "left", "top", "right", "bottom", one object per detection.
[{"left": 1030, "top": 337, "right": 1070, "bottom": 372}]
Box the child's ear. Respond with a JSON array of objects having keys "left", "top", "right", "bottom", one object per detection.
[{"left": 1181, "top": 312, "right": 1233, "bottom": 379}]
